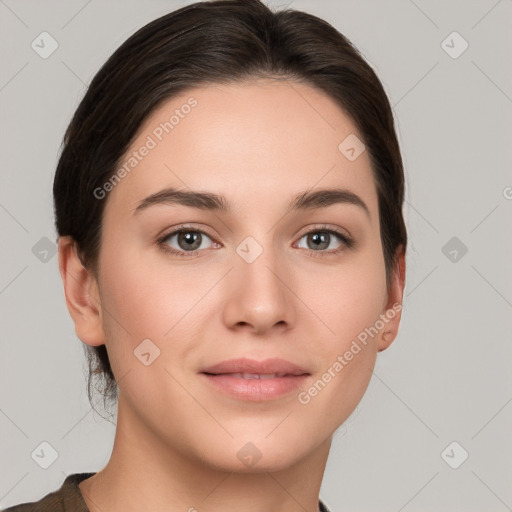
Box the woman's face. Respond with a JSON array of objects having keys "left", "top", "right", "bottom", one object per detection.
[{"left": 87, "top": 79, "right": 404, "bottom": 471}]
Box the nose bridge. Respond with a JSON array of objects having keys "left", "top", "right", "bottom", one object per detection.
[
  {"left": 237, "top": 232, "right": 288, "bottom": 299},
  {"left": 222, "top": 232, "right": 295, "bottom": 332}
]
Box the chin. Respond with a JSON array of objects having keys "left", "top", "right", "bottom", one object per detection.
[
  {"left": 204, "top": 449, "right": 306, "bottom": 474},
  {"left": 194, "top": 430, "right": 321, "bottom": 474}
]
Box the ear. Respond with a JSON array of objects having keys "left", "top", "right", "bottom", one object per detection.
[
  {"left": 377, "top": 245, "right": 406, "bottom": 352},
  {"left": 58, "top": 236, "right": 106, "bottom": 347}
]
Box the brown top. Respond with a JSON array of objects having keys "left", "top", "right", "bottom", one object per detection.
[
  {"left": 2, "top": 472, "right": 331, "bottom": 512},
  {"left": 2, "top": 473, "right": 94, "bottom": 512}
]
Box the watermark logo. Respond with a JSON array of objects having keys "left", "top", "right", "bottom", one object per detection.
[
  {"left": 441, "top": 31, "right": 469, "bottom": 60},
  {"left": 31, "top": 441, "right": 59, "bottom": 469},
  {"left": 31, "top": 32, "right": 58, "bottom": 59},
  {"left": 441, "top": 441, "right": 469, "bottom": 469},
  {"left": 237, "top": 442, "right": 262, "bottom": 468},
  {"left": 338, "top": 133, "right": 365, "bottom": 161},
  {"left": 134, "top": 338, "right": 161, "bottom": 366},
  {"left": 236, "top": 236, "right": 264, "bottom": 263},
  {"left": 442, "top": 236, "right": 468, "bottom": 263},
  {"left": 32, "top": 236, "right": 57, "bottom": 263}
]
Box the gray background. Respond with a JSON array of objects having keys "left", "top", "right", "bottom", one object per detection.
[{"left": 1, "top": 0, "right": 511, "bottom": 510}]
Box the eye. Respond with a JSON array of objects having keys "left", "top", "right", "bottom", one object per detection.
[
  {"left": 156, "top": 223, "right": 354, "bottom": 258},
  {"left": 295, "top": 225, "right": 353, "bottom": 255},
  {"left": 157, "top": 226, "right": 218, "bottom": 257}
]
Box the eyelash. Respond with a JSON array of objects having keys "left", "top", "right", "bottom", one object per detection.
[{"left": 156, "top": 223, "right": 354, "bottom": 258}]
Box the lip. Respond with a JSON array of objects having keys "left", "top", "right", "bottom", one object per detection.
[
  {"left": 199, "top": 358, "right": 310, "bottom": 401},
  {"left": 201, "top": 357, "right": 309, "bottom": 376}
]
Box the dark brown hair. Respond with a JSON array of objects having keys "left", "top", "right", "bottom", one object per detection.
[{"left": 53, "top": 0, "right": 407, "bottom": 415}]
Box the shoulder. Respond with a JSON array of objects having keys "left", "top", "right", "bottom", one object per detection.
[
  {"left": 2, "top": 473, "right": 95, "bottom": 512},
  {"left": 2, "top": 491, "right": 63, "bottom": 512}
]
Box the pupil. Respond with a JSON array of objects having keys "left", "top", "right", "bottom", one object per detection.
[
  {"left": 310, "top": 232, "right": 328, "bottom": 250},
  {"left": 180, "top": 231, "right": 200, "bottom": 250}
]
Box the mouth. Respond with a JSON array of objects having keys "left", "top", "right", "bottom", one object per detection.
[
  {"left": 214, "top": 372, "right": 293, "bottom": 379},
  {"left": 199, "top": 358, "right": 311, "bottom": 401}
]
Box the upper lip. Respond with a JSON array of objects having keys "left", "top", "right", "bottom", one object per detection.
[{"left": 200, "top": 358, "right": 310, "bottom": 376}]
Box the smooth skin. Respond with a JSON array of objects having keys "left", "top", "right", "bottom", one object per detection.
[{"left": 59, "top": 79, "right": 405, "bottom": 512}]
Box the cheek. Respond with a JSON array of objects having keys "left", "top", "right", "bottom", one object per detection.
[
  {"left": 296, "top": 298, "right": 381, "bottom": 435},
  {"left": 301, "top": 249, "right": 387, "bottom": 346},
  {"left": 294, "top": 247, "right": 386, "bottom": 415},
  {"left": 97, "top": 240, "right": 213, "bottom": 359}
]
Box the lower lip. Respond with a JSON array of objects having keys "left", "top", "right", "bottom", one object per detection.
[{"left": 200, "top": 373, "right": 310, "bottom": 401}]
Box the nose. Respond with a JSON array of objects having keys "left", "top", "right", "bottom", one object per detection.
[{"left": 222, "top": 246, "right": 297, "bottom": 335}]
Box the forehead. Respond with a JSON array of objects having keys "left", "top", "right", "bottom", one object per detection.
[{"left": 104, "top": 79, "right": 378, "bottom": 219}]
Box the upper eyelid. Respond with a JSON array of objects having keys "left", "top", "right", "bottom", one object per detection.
[
  {"left": 159, "top": 224, "right": 217, "bottom": 242},
  {"left": 159, "top": 224, "right": 351, "bottom": 246},
  {"left": 297, "top": 223, "right": 351, "bottom": 238}
]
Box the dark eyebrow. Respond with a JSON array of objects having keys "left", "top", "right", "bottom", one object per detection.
[
  {"left": 133, "top": 186, "right": 370, "bottom": 219},
  {"left": 134, "top": 187, "right": 228, "bottom": 214},
  {"left": 290, "top": 188, "right": 370, "bottom": 218}
]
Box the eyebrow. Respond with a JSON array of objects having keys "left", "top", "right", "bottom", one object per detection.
[{"left": 133, "top": 186, "right": 370, "bottom": 219}]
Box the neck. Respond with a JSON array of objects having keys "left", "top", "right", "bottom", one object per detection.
[{"left": 79, "top": 396, "right": 331, "bottom": 512}]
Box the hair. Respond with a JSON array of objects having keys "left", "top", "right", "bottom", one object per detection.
[{"left": 53, "top": 0, "right": 407, "bottom": 416}]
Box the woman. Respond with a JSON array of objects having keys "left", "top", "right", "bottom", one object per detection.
[{"left": 4, "top": 0, "right": 406, "bottom": 510}]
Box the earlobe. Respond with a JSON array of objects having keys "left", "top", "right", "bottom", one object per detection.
[
  {"left": 58, "top": 236, "right": 106, "bottom": 347},
  {"left": 379, "top": 330, "right": 397, "bottom": 351},
  {"left": 377, "top": 246, "right": 406, "bottom": 352}
]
